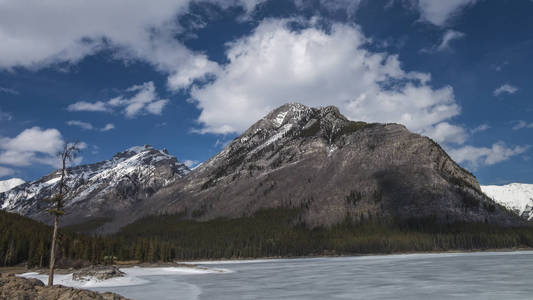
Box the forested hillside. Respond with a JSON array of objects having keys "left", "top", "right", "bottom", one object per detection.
[{"left": 2, "top": 209, "right": 533, "bottom": 267}]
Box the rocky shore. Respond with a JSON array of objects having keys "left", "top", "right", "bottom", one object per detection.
[{"left": 0, "top": 273, "right": 129, "bottom": 300}]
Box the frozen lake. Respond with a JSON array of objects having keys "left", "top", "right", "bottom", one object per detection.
[{"left": 24, "top": 251, "right": 533, "bottom": 299}]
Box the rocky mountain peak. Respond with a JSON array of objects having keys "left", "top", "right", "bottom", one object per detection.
[
  {"left": 152, "top": 103, "right": 519, "bottom": 230},
  {"left": 0, "top": 145, "right": 190, "bottom": 230}
]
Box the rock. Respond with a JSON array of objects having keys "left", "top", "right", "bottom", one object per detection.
[
  {"left": 0, "top": 276, "right": 130, "bottom": 300},
  {"left": 72, "top": 266, "right": 125, "bottom": 282}
]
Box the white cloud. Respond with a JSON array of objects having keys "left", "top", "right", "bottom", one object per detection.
[
  {"left": 437, "top": 30, "right": 465, "bottom": 51},
  {"left": 416, "top": 0, "right": 478, "bottom": 26},
  {"left": 67, "top": 120, "right": 94, "bottom": 130},
  {"left": 0, "top": 127, "right": 64, "bottom": 155},
  {"left": 512, "top": 120, "right": 533, "bottom": 130},
  {"left": 67, "top": 81, "right": 168, "bottom": 118},
  {"left": 493, "top": 84, "right": 518, "bottom": 96},
  {"left": 0, "top": 86, "right": 18, "bottom": 95},
  {"left": 101, "top": 123, "right": 115, "bottom": 131},
  {"left": 422, "top": 122, "right": 468, "bottom": 144},
  {"left": 0, "top": 166, "right": 14, "bottom": 177},
  {"left": 448, "top": 142, "right": 529, "bottom": 168},
  {"left": 421, "top": 30, "right": 465, "bottom": 53},
  {"left": 189, "top": 19, "right": 463, "bottom": 145},
  {"left": 0, "top": 127, "right": 65, "bottom": 167},
  {"left": 67, "top": 101, "right": 109, "bottom": 112},
  {"left": 67, "top": 120, "right": 116, "bottom": 132},
  {"left": 470, "top": 123, "right": 490, "bottom": 134},
  {"left": 0, "top": 1, "right": 262, "bottom": 91}
]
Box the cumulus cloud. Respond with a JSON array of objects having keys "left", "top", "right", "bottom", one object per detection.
[
  {"left": 415, "top": 0, "right": 478, "bottom": 26},
  {"left": 189, "top": 19, "right": 463, "bottom": 145},
  {"left": 0, "top": 1, "right": 263, "bottom": 89},
  {"left": 448, "top": 142, "right": 529, "bottom": 168},
  {"left": 512, "top": 120, "right": 533, "bottom": 130},
  {"left": 422, "top": 122, "right": 468, "bottom": 144},
  {"left": 68, "top": 82, "right": 168, "bottom": 118},
  {"left": 0, "top": 127, "right": 65, "bottom": 167},
  {"left": 493, "top": 84, "right": 518, "bottom": 96}
]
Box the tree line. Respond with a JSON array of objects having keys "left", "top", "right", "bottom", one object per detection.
[{"left": 1, "top": 208, "right": 533, "bottom": 267}]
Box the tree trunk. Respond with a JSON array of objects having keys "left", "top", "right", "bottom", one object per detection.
[{"left": 48, "top": 215, "right": 59, "bottom": 286}]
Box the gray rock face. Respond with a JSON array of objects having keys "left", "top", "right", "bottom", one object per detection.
[
  {"left": 0, "top": 145, "right": 189, "bottom": 231},
  {"left": 149, "top": 103, "right": 521, "bottom": 227}
]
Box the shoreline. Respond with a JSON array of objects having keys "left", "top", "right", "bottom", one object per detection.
[{"left": 3, "top": 247, "right": 532, "bottom": 275}]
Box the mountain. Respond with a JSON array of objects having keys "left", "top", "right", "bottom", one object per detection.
[
  {"left": 0, "top": 145, "right": 189, "bottom": 232},
  {"left": 146, "top": 103, "right": 520, "bottom": 228},
  {"left": 1, "top": 104, "right": 524, "bottom": 233},
  {"left": 0, "top": 178, "right": 25, "bottom": 193},
  {"left": 481, "top": 183, "right": 533, "bottom": 221}
]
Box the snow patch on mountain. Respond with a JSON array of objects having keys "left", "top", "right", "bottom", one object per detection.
[
  {"left": 0, "top": 178, "right": 25, "bottom": 193},
  {"left": 481, "top": 183, "right": 533, "bottom": 220}
]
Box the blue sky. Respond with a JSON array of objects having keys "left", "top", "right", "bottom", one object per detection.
[{"left": 0, "top": 0, "right": 532, "bottom": 185}]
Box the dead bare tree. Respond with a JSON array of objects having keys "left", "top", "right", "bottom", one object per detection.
[{"left": 47, "top": 142, "right": 80, "bottom": 286}]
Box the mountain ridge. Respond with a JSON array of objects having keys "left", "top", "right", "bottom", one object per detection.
[
  {"left": 0, "top": 145, "right": 189, "bottom": 231},
  {"left": 482, "top": 183, "right": 533, "bottom": 221},
  {"left": 0, "top": 103, "right": 527, "bottom": 233},
  {"left": 146, "top": 103, "right": 519, "bottom": 229}
]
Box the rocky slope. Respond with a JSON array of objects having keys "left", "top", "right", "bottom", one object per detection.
[
  {"left": 0, "top": 178, "right": 25, "bottom": 193},
  {"left": 147, "top": 103, "right": 520, "bottom": 228},
  {"left": 0, "top": 145, "right": 189, "bottom": 231},
  {"left": 482, "top": 183, "right": 533, "bottom": 221}
]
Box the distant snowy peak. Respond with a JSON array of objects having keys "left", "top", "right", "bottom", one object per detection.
[
  {"left": 0, "top": 145, "right": 190, "bottom": 220},
  {"left": 0, "top": 178, "right": 25, "bottom": 193},
  {"left": 481, "top": 183, "right": 533, "bottom": 220}
]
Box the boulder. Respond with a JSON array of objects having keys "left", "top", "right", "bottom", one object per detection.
[{"left": 73, "top": 266, "right": 125, "bottom": 282}]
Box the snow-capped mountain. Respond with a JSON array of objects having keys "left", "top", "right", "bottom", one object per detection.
[
  {"left": 148, "top": 103, "right": 520, "bottom": 227},
  {"left": 0, "top": 145, "right": 189, "bottom": 230},
  {"left": 0, "top": 178, "right": 25, "bottom": 193},
  {"left": 481, "top": 183, "right": 533, "bottom": 221},
  {"left": 1, "top": 104, "right": 525, "bottom": 234}
]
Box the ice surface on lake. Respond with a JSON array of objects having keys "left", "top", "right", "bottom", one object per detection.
[
  {"left": 21, "top": 251, "right": 533, "bottom": 300},
  {"left": 20, "top": 266, "right": 227, "bottom": 289}
]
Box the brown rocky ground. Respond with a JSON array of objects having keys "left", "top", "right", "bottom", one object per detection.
[{"left": 0, "top": 273, "right": 129, "bottom": 300}]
